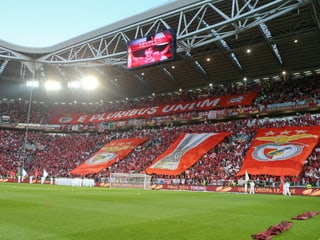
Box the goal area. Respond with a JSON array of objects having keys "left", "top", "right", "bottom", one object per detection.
[{"left": 109, "top": 173, "right": 152, "bottom": 190}]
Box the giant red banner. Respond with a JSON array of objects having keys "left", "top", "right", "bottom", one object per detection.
[
  {"left": 237, "top": 126, "right": 320, "bottom": 177},
  {"left": 146, "top": 132, "right": 230, "bottom": 176},
  {"left": 71, "top": 138, "right": 147, "bottom": 175},
  {"left": 50, "top": 92, "right": 257, "bottom": 125}
]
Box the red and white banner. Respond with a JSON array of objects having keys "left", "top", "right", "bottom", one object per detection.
[
  {"left": 50, "top": 92, "right": 257, "bottom": 125},
  {"left": 237, "top": 126, "right": 320, "bottom": 177},
  {"left": 146, "top": 132, "right": 230, "bottom": 176},
  {"left": 71, "top": 138, "right": 147, "bottom": 175}
]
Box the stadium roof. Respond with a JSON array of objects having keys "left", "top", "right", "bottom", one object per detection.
[{"left": 0, "top": 0, "right": 320, "bottom": 103}]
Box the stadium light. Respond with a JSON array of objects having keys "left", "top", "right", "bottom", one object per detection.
[
  {"left": 67, "top": 81, "right": 81, "bottom": 89},
  {"left": 44, "top": 80, "right": 61, "bottom": 91},
  {"left": 26, "top": 80, "right": 39, "bottom": 88},
  {"left": 81, "top": 76, "right": 99, "bottom": 90}
]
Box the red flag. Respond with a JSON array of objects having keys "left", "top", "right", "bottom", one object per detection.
[
  {"left": 49, "top": 92, "right": 258, "bottom": 125},
  {"left": 71, "top": 138, "right": 147, "bottom": 175},
  {"left": 237, "top": 126, "right": 320, "bottom": 176},
  {"left": 146, "top": 132, "right": 230, "bottom": 176}
]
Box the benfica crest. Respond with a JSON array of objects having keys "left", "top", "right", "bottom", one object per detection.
[
  {"left": 252, "top": 134, "right": 315, "bottom": 162},
  {"left": 86, "top": 152, "right": 117, "bottom": 165},
  {"left": 253, "top": 143, "right": 303, "bottom": 161}
]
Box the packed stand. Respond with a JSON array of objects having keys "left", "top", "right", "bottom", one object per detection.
[{"left": 0, "top": 75, "right": 320, "bottom": 187}]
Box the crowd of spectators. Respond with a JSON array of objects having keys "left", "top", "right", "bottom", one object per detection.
[
  {"left": 0, "top": 114, "right": 319, "bottom": 187},
  {"left": 0, "top": 75, "right": 320, "bottom": 187},
  {"left": 1, "top": 75, "right": 319, "bottom": 125}
]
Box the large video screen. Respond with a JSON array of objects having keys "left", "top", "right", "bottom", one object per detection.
[{"left": 127, "top": 29, "right": 175, "bottom": 69}]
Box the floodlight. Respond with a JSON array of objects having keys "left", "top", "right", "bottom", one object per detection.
[
  {"left": 45, "top": 80, "right": 61, "bottom": 90},
  {"left": 68, "top": 81, "right": 81, "bottom": 89},
  {"left": 81, "top": 76, "right": 99, "bottom": 90},
  {"left": 26, "top": 80, "right": 39, "bottom": 88}
]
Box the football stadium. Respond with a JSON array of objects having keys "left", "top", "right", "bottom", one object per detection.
[{"left": 0, "top": 1, "right": 319, "bottom": 239}]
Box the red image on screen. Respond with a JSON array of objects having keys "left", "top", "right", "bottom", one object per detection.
[{"left": 127, "top": 29, "right": 175, "bottom": 69}]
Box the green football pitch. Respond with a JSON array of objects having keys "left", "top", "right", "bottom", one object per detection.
[{"left": 0, "top": 183, "right": 319, "bottom": 240}]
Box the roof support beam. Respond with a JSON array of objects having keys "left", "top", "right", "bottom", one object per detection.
[
  {"left": 0, "top": 0, "right": 313, "bottom": 68},
  {"left": 0, "top": 59, "right": 9, "bottom": 75}
]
